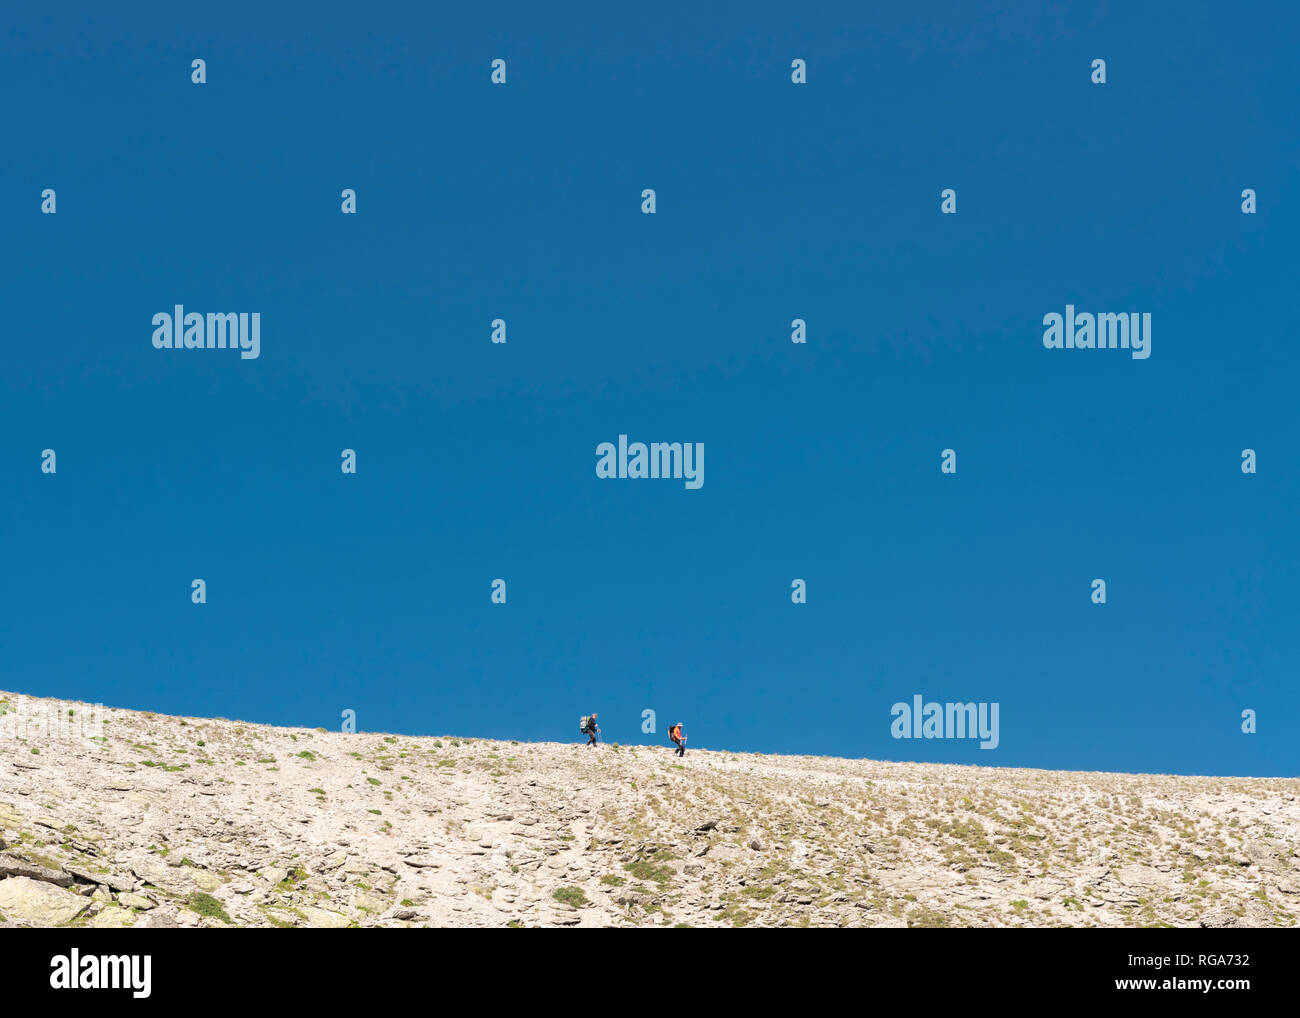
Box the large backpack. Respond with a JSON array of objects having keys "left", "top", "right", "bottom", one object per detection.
[{"left": 579, "top": 715, "right": 591, "bottom": 733}]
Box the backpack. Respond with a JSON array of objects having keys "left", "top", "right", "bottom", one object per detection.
[{"left": 579, "top": 715, "right": 591, "bottom": 733}]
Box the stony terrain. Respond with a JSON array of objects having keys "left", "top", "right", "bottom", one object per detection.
[{"left": 0, "top": 689, "right": 1296, "bottom": 928}]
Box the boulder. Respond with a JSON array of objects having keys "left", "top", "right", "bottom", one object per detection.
[
  {"left": 0, "top": 876, "right": 90, "bottom": 925},
  {"left": 0, "top": 854, "right": 74, "bottom": 887},
  {"left": 88, "top": 905, "right": 135, "bottom": 928},
  {"left": 301, "top": 906, "right": 350, "bottom": 928}
]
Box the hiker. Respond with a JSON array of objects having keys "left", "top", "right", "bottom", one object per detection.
[
  {"left": 669, "top": 721, "right": 686, "bottom": 757},
  {"left": 580, "top": 712, "right": 600, "bottom": 746}
]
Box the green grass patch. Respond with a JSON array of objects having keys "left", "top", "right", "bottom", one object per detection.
[
  {"left": 186, "top": 892, "right": 233, "bottom": 924},
  {"left": 552, "top": 886, "right": 588, "bottom": 908},
  {"left": 623, "top": 860, "right": 675, "bottom": 885}
]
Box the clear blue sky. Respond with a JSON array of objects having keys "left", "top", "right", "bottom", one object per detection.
[{"left": 3, "top": 2, "right": 1297, "bottom": 776}]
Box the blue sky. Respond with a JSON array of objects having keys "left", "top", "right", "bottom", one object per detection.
[{"left": 3, "top": 1, "right": 1297, "bottom": 776}]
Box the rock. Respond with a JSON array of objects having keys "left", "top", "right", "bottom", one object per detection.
[
  {"left": 0, "top": 854, "right": 75, "bottom": 887},
  {"left": 66, "top": 865, "right": 135, "bottom": 892},
  {"left": 130, "top": 858, "right": 191, "bottom": 895},
  {"left": 192, "top": 871, "right": 223, "bottom": 892},
  {"left": 1114, "top": 865, "right": 1162, "bottom": 889},
  {"left": 1200, "top": 900, "right": 1271, "bottom": 929},
  {"left": 352, "top": 890, "right": 388, "bottom": 913},
  {"left": 1243, "top": 841, "right": 1285, "bottom": 873},
  {"left": 0, "top": 876, "right": 90, "bottom": 925},
  {"left": 88, "top": 906, "right": 135, "bottom": 928},
  {"left": 301, "top": 906, "right": 350, "bottom": 928},
  {"left": 118, "top": 892, "right": 156, "bottom": 910}
]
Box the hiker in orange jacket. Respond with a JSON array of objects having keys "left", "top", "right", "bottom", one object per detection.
[{"left": 669, "top": 722, "right": 686, "bottom": 757}]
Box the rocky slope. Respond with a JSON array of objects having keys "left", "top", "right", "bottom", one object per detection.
[{"left": 0, "top": 689, "right": 1296, "bottom": 928}]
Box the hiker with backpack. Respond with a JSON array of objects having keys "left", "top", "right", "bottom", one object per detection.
[
  {"left": 580, "top": 713, "right": 600, "bottom": 746},
  {"left": 669, "top": 721, "right": 686, "bottom": 757}
]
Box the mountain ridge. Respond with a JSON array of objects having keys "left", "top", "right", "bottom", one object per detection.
[{"left": 1, "top": 689, "right": 1296, "bottom": 928}]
